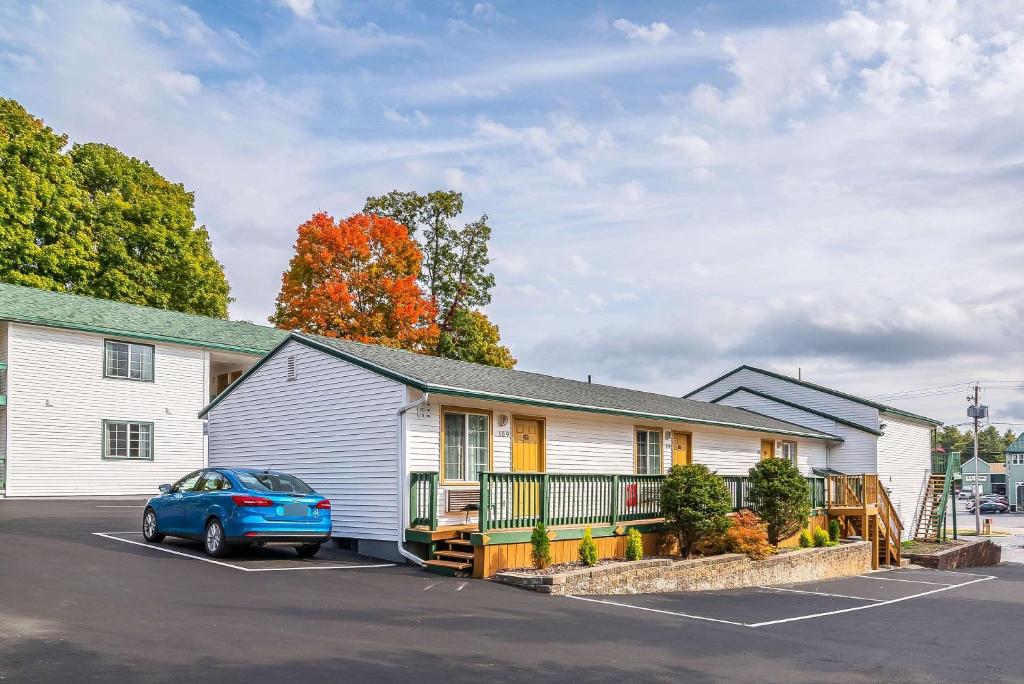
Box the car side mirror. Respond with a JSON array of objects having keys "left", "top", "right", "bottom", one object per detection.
[{"left": 158, "top": 484, "right": 172, "bottom": 494}]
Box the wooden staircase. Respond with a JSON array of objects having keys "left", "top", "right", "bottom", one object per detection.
[
  {"left": 913, "top": 474, "right": 946, "bottom": 542},
  {"left": 423, "top": 530, "right": 476, "bottom": 577},
  {"left": 827, "top": 474, "right": 903, "bottom": 569}
]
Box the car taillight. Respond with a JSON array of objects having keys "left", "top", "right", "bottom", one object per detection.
[
  {"left": 232, "top": 495, "right": 274, "bottom": 507},
  {"left": 315, "top": 499, "right": 331, "bottom": 510}
]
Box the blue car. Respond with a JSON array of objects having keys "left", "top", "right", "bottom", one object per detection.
[{"left": 142, "top": 468, "right": 332, "bottom": 558}]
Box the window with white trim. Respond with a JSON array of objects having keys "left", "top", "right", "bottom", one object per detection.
[
  {"left": 636, "top": 428, "right": 663, "bottom": 474},
  {"left": 104, "top": 340, "right": 154, "bottom": 381},
  {"left": 779, "top": 440, "right": 798, "bottom": 465},
  {"left": 443, "top": 411, "right": 489, "bottom": 482},
  {"left": 1010, "top": 454, "right": 1024, "bottom": 465},
  {"left": 104, "top": 421, "right": 153, "bottom": 460}
]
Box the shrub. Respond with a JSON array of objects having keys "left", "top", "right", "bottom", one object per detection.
[
  {"left": 725, "top": 510, "right": 773, "bottom": 560},
  {"left": 828, "top": 519, "right": 841, "bottom": 543},
  {"left": 748, "top": 457, "right": 812, "bottom": 545},
  {"left": 578, "top": 528, "right": 598, "bottom": 566},
  {"left": 812, "top": 527, "right": 830, "bottom": 547},
  {"left": 625, "top": 527, "right": 644, "bottom": 561},
  {"left": 660, "top": 464, "right": 734, "bottom": 559},
  {"left": 798, "top": 529, "right": 813, "bottom": 548},
  {"left": 530, "top": 522, "right": 552, "bottom": 569}
]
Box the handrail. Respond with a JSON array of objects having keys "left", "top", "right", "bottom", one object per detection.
[
  {"left": 409, "top": 471, "right": 439, "bottom": 529},
  {"left": 933, "top": 451, "right": 960, "bottom": 542}
]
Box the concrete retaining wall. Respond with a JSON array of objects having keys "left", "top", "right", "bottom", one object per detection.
[{"left": 495, "top": 541, "right": 872, "bottom": 595}]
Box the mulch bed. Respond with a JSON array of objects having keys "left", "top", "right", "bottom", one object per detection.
[
  {"left": 902, "top": 539, "right": 968, "bottom": 555},
  {"left": 507, "top": 556, "right": 681, "bottom": 575}
]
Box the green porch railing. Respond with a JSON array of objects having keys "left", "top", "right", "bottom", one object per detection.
[
  {"left": 479, "top": 472, "right": 666, "bottom": 532},
  {"left": 409, "top": 471, "right": 438, "bottom": 529},
  {"left": 723, "top": 475, "right": 825, "bottom": 511}
]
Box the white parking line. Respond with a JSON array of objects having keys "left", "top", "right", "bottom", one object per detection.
[
  {"left": 565, "top": 595, "right": 747, "bottom": 626},
  {"left": 850, "top": 575, "right": 959, "bottom": 586},
  {"left": 95, "top": 505, "right": 144, "bottom": 508},
  {"left": 92, "top": 533, "right": 395, "bottom": 572},
  {"left": 758, "top": 586, "right": 883, "bottom": 602},
  {"left": 566, "top": 570, "right": 996, "bottom": 629}
]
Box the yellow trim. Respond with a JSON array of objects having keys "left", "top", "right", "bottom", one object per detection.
[
  {"left": 439, "top": 405, "right": 494, "bottom": 486},
  {"left": 634, "top": 425, "right": 664, "bottom": 474},
  {"left": 511, "top": 414, "right": 546, "bottom": 472}
]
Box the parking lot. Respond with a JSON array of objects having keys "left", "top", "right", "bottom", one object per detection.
[{"left": 3, "top": 499, "right": 1023, "bottom": 683}]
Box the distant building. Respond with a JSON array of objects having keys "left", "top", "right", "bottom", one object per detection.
[{"left": 1005, "top": 435, "right": 1024, "bottom": 510}]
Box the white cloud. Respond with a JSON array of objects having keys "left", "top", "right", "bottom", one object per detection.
[
  {"left": 546, "top": 157, "right": 586, "bottom": 186},
  {"left": 276, "top": 0, "right": 316, "bottom": 20},
  {"left": 569, "top": 254, "right": 590, "bottom": 274},
  {"left": 655, "top": 133, "right": 713, "bottom": 165},
  {"left": 157, "top": 70, "right": 201, "bottom": 100},
  {"left": 618, "top": 180, "right": 645, "bottom": 202},
  {"left": 444, "top": 166, "right": 465, "bottom": 189},
  {"left": 612, "top": 18, "right": 673, "bottom": 44}
]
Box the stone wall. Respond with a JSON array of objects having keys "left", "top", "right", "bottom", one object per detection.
[
  {"left": 904, "top": 540, "right": 1001, "bottom": 569},
  {"left": 494, "top": 541, "right": 872, "bottom": 595}
]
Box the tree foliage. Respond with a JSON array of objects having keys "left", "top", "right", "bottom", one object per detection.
[
  {"left": 660, "top": 464, "right": 733, "bottom": 559},
  {"left": 936, "top": 424, "right": 1017, "bottom": 462},
  {"left": 364, "top": 189, "right": 513, "bottom": 366},
  {"left": 724, "top": 510, "right": 772, "bottom": 560},
  {"left": 0, "top": 98, "right": 231, "bottom": 316},
  {"left": 625, "top": 527, "right": 644, "bottom": 561},
  {"left": 271, "top": 212, "right": 438, "bottom": 350},
  {"left": 747, "top": 457, "right": 811, "bottom": 546},
  {"left": 0, "top": 98, "right": 93, "bottom": 291}
]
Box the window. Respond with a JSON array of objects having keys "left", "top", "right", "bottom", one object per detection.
[
  {"left": 442, "top": 410, "right": 490, "bottom": 482},
  {"left": 103, "top": 421, "right": 153, "bottom": 460},
  {"left": 234, "top": 471, "right": 313, "bottom": 494},
  {"left": 172, "top": 470, "right": 202, "bottom": 493},
  {"left": 636, "top": 428, "right": 663, "bottom": 474},
  {"left": 197, "top": 471, "right": 231, "bottom": 492},
  {"left": 779, "top": 440, "right": 798, "bottom": 465},
  {"left": 104, "top": 340, "right": 154, "bottom": 381},
  {"left": 1011, "top": 455, "right": 1024, "bottom": 466}
]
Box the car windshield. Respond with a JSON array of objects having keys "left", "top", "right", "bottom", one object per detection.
[{"left": 234, "top": 471, "right": 314, "bottom": 495}]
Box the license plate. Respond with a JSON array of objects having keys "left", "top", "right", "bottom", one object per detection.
[{"left": 284, "top": 503, "right": 309, "bottom": 518}]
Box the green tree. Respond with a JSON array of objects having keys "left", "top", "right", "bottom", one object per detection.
[
  {"left": 660, "top": 464, "right": 733, "bottom": 558},
  {"left": 748, "top": 457, "right": 811, "bottom": 546},
  {"left": 530, "top": 522, "right": 552, "bottom": 569},
  {"left": 977, "top": 425, "right": 1005, "bottom": 462},
  {"left": 0, "top": 98, "right": 94, "bottom": 291},
  {"left": 936, "top": 425, "right": 967, "bottom": 455},
  {"left": 578, "top": 527, "right": 598, "bottom": 567},
  {"left": 625, "top": 527, "right": 644, "bottom": 561},
  {"left": 0, "top": 99, "right": 231, "bottom": 317},
  {"left": 1002, "top": 428, "right": 1017, "bottom": 452},
  {"left": 71, "top": 143, "right": 230, "bottom": 317},
  {"left": 364, "top": 190, "right": 513, "bottom": 366}
]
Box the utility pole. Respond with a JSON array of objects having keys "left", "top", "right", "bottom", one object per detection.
[{"left": 971, "top": 383, "right": 981, "bottom": 535}]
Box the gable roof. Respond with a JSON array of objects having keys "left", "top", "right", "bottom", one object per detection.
[
  {"left": 200, "top": 332, "right": 844, "bottom": 442},
  {"left": 1007, "top": 434, "right": 1024, "bottom": 454},
  {"left": 709, "top": 386, "right": 884, "bottom": 436},
  {"left": 685, "top": 365, "right": 942, "bottom": 426},
  {"left": 0, "top": 282, "right": 287, "bottom": 355}
]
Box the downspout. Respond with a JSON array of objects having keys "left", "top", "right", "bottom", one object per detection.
[{"left": 396, "top": 391, "right": 430, "bottom": 566}]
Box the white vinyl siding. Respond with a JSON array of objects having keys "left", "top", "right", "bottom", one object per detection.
[
  {"left": 0, "top": 322, "right": 7, "bottom": 490},
  {"left": 3, "top": 323, "right": 210, "bottom": 496},
  {"left": 207, "top": 340, "right": 406, "bottom": 542},
  {"left": 877, "top": 415, "right": 936, "bottom": 540},
  {"left": 689, "top": 367, "right": 880, "bottom": 429}
]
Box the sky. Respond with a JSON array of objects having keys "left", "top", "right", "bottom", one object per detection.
[{"left": 2, "top": 0, "right": 1024, "bottom": 427}]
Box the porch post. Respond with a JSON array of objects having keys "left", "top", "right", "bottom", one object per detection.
[
  {"left": 540, "top": 473, "right": 550, "bottom": 526},
  {"left": 479, "top": 472, "right": 490, "bottom": 533},
  {"left": 428, "top": 472, "right": 438, "bottom": 530},
  {"left": 610, "top": 475, "right": 619, "bottom": 526}
]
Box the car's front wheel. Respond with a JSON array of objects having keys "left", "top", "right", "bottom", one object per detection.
[
  {"left": 142, "top": 508, "right": 165, "bottom": 543},
  {"left": 296, "top": 543, "right": 321, "bottom": 558},
  {"left": 204, "top": 519, "right": 231, "bottom": 558}
]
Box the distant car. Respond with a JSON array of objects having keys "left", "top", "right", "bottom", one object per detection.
[
  {"left": 143, "top": 468, "right": 332, "bottom": 558},
  {"left": 958, "top": 490, "right": 978, "bottom": 500},
  {"left": 967, "top": 500, "right": 1009, "bottom": 514}
]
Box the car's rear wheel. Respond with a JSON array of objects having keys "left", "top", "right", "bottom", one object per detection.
[
  {"left": 204, "top": 519, "right": 231, "bottom": 558},
  {"left": 296, "top": 543, "right": 321, "bottom": 558},
  {"left": 142, "top": 508, "right": 164, "bottom": 543}
]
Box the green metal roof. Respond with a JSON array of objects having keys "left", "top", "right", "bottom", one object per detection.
[
  {"left": 1006, "top": 434, "right": 1024, "bottom": 454},
  {"left": 201, "top": 332, "right": 844, "bottom": 442},
  {"left": 685, "top": 365, "right": 942, "bottom": 426},
  {"left": 0, "top": 282, "right": 287, "bottom": 354}
]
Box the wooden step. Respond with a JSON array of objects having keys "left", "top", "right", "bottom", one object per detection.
[
  {"left": 446, "top": 537, "right": 473, "bottom": 547},
  {"left": 423, "top": 559, "right": 473, "bottom": 577},
  {"left": 435, "top": 549, "right": 474, "bottom": 561}
]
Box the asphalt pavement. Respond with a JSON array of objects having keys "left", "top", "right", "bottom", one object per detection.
[{"left": 2, "top": 499, "right": 1022, "bottom": 683}]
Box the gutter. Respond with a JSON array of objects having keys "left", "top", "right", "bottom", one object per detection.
[{"left": 395, "top": 391, "right": 430, "bottom": 567}]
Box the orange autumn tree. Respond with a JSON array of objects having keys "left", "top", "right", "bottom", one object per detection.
[{"left": 271, "top": 212, "right": 438, "bottom": 350}]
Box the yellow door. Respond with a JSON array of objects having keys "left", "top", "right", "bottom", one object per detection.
[
  {"left": 672, "top": 432, "right": 692, "bottom": 467},
  {"left": 760, "top": 439, "right": 775, "bottom": 460},
  {"left": 512, "top": 418, "right": 543, "bottom": 518}
]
